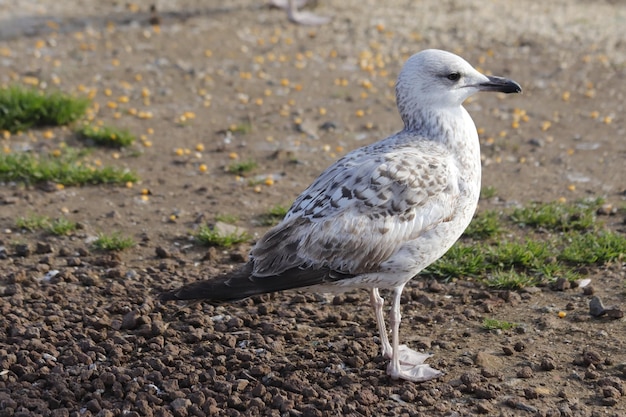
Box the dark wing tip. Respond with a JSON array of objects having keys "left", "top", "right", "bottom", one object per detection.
[{"left": 158, "top": 290, "right": 180, "bottom": 303}]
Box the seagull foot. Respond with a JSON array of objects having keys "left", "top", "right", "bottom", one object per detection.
[
  {"left": 387, "top": 362, "right": 443, "bottom": 382},
  {"left": 396, "top": 344, "right": 433, "bottom": 366}
]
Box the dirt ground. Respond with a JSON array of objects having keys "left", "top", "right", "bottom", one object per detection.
[{"left": 1, "top": 0, "right": 625, "bottom": 416}]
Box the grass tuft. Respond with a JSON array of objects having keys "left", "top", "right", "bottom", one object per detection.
[
  {"left": 92, "top": 232, "right": 135, "bottom": 251},
  {"left": 559, "top": 231, "right": 626, "bottom": 264},
  {"left": 423, "top": 245, "right": 485, "bottom": 279},
  {"left": 215, "top": 214, "right": 239, "bottom": 224},
  {"left": 77, "top": 124, "right": 135, "bottom": 148},
  {"left": 426, "top": 198, "right": 620, "bottom": 289},
  {"left": 16, "top": 214, "right": 78, "bottom": 235},
  {"left": 16, "top": 214, "right": 50, "bottom": 231},
  {"left": 482, "top": 318, "right": 518, "bottom": 331},
  {"left": 48, "top": 217, "right": 79, "bottom": 236},
  {"left": 483, "top": 269, "right": 540, "bottom": 289},
  {"left": 463, "top": 210, "right": 502, "bottom": 239},
  {"left": 487, "top": 239, "right": 552, "bottom": 270},
  {"left": 0, "top": 149, "right": 138, "bottom": 186},
  {"left": 510, "top": 200, "right": 600, "bottom": 232},
  {"left": 229, "top": 121, "right": 252, "bottom": 135},
  {"left": 480, "top": 186, "right": 497, "bottom": 200},
  {"left": 194, "top": 224, "right": 250, "bottom": 247},
  {"left": 0, "top": 85, "right": 90, "bottom": 132},
  {"left": 259, "top": 205, "right": 289, "bottom": 226},
  {"left": 226, "top": 159, "right": 258, "bottom": 175}
]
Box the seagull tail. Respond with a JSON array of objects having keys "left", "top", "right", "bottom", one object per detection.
[
  {"left": 159, "top": 262, "right": 259, "bottom": 303},
  {"left": 159, "top": 262, "right": 354, "bottom": 303}
]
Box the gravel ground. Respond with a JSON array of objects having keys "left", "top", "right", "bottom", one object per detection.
[{"left": 1, "top": 0, "right": 625, "bottom": 416}]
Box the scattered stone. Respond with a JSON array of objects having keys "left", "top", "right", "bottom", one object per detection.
[
  {"left": 155, "top": 246, "right": 171, "bottom": 259},
  {"left": 14, "top": 243, "right": 31, "bottom": 257},
  {"left": 170, "top": 397, "right": 191, "bottom": 415},
  {"left": 229, "top": 246, "right": 249, "bottom": 263},
  {"left": 517, "top": 366, "right": 534, "bottom": 379},
  {"left": 502, "top": 346, "right": 515, "bottom": 356},
  {"left": 66, "top": 257, "right": 82, "bottom": 267},
  {"left": 213, "top": 221, "right": 245, "bottom": 237},
  {"left": 202, "top": 247, "right": 219, "bottom": 261},
  {"left": 596, "top": 203, "right": 615, "bottom": 215},
  {"left": 583, "top": 285, "right": 595, "bottom": 295},
  {"left": 598, "top": 376, "right": 625, "bottom": 395},
  {"left": 554, "top": 277, "right": 571, "bottom": 291},
  {"left": 319, "top": 121, "right": 337, "bottom": 131},
  {"left": 503, "top": 291, "right": 522, "bottom": 305},
  {"left": 475, "top": 401, "right": 494, "bottom": 414},
  {"left": 474, "top": 351, "right": 503, "bottom": 374},
  {"left": 589, "top": 296, "right": 606, "bottom": 317},
  {"left": 523, "top": 387, "right": 538, "bottom": 399},
  {"left": 121, "top": 310, "right": 140, "bottom": 330},
  {"left": 459, "top": 372, "right": 482, "bottom": 391},
  {"left": 540, "top": 356, "right": 557, "bottom": 371},
  {"left": 513, "top": 341, "right": 525, "bottom": 352},
  {"left": 427, "top": 280, "right": 445, "bottom": 293},
  {"left": 605, "top": 308, "right": 624, "bottom": 319},
  {"left": 504, "top": 397, "right": 538, "bottom": 413},
  {"left": 296, "top": 118, "right": 319, "bottom": 139},
  {"left": 354, "top": 388, "right": 378, "bottom": 406},
  {"left": 582, "top": 350, "right": 603, "bottom": 366},
  {"left": 35, "top": 242, "right": 53, "bottom": 254}
]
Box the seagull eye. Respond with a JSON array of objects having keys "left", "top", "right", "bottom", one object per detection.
[{"left": 447, "top": 72, "right": 461, "bottom": 81}]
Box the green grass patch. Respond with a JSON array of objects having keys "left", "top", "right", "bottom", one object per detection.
[
  {"left": 510, "top": 199, "right": 600, "bottom": 232},
  {"left": 0, "top": 149, "right": 137, "bottom": 186},
  {"left": 228, "top": 121, "right": 252, "bottom": 134},
  {"left": 77, "top": 124, "right": 135, "bottom": 148},
  {"left": 425, "top": 198, "right": 622, "bottom": 289},
  {"left": 92, "top": 232, "right": 135, "bottom": 251},
  {"left": 259, "top": 204, "right": 289, "bottom": 226},
  {"left": 194, "top": 224, "right": 250, "bottom": 247},
  {"left": 423, "top": 245, "right": 486, "bottom": 280},
  {"left": 16, "top": 214, "right": 78, "bottom": 236},
  {"left": 0, "top": 85, "right": 90, "bottom": 132},
  {"left": 226, "top": 159, "right": 257, "bottom": 175},
  {"left": 559, "top": 231, "right": 626, "bottom": 264},
  {"left": 48, "top": 217, "right": 79, "bottom": 236},
  {"left": 215, "top": 214, "right": 239, "bottom": 224},
  {"left": 480, "top": 186, "right": 497, "bottom": 200},
  {"left": 483, "top": 269, "right": 540, "bottom": 290},
  {"left": 16, "top": 214, "right": 50, "bottom": 231},
  {"left": 487, "top": 239, "right": 552, "bottom": 270},
  {"left": 463, "top": 210, "right": 502, "bottom": 239},
  {"left": 482, "top": 318, "right": 518, "bottom": 331}
]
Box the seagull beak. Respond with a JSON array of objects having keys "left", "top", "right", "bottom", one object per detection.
[{"left": 478, "top": 75, "right": 522, "bottom": 94}]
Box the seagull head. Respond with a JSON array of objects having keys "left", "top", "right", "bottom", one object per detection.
[{"left": 396, "top": 49, "right": 521, "bottom": 123}]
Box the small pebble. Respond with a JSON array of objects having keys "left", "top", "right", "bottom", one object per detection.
[
  {"left": 605, "top": 308, "right": 624, "bottom": 319},
  {"left": 589, "top": 296, "right": 606, "bottom": 317}
]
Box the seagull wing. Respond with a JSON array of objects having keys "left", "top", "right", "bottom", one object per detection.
[{"left": 251, "top": 139, "right": 461, "bottom": 277}]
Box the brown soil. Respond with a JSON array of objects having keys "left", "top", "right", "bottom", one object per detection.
[{"left": 1, "top": 1, "right": 625, "bottom": 416}]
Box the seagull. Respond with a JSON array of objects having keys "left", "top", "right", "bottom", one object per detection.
[{"left": 161, "top": 49, "right": 521, "bottom": 382}]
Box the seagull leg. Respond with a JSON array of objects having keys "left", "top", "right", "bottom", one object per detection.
[
  {"left": 386, "top": 285, "right": 443, "bottom": 382},
  {"left": 370, "top": 288, "right": 393, "bottom": 358},
  {"left": 270, "top": 0, "right": 330, "bottom": 25}
]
